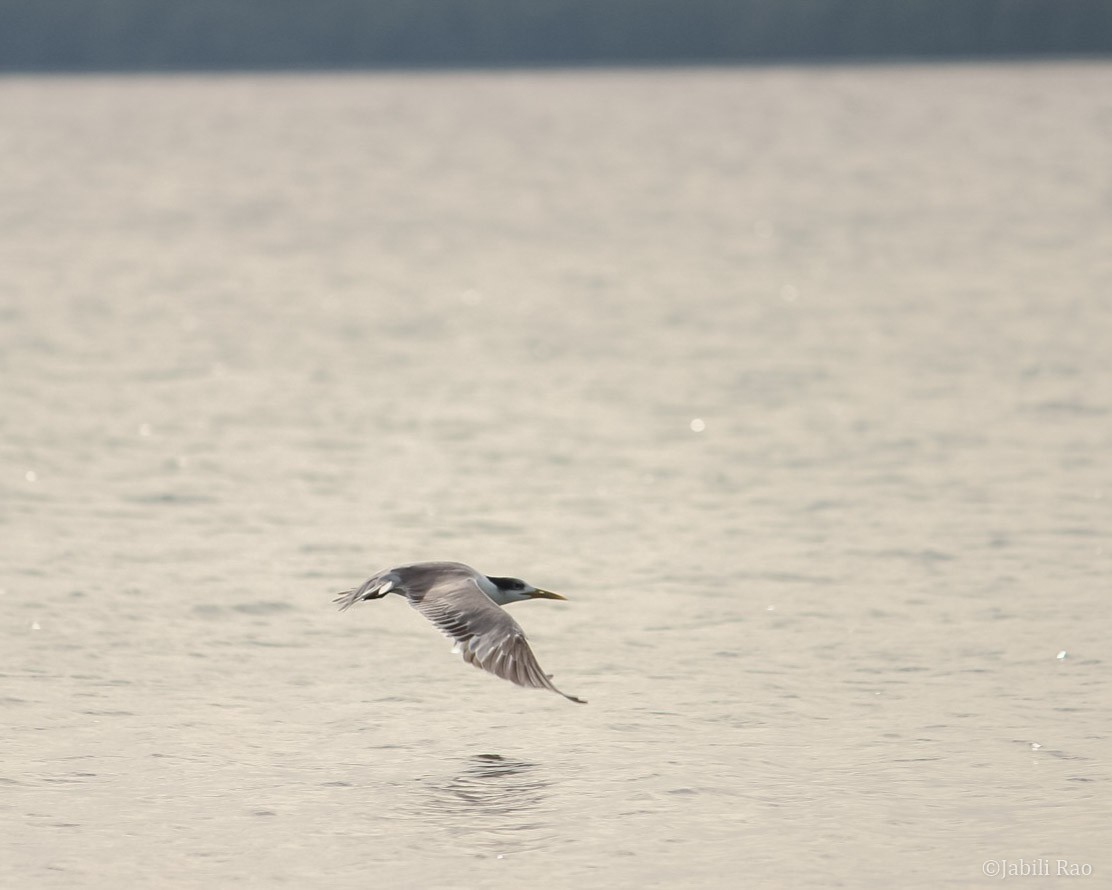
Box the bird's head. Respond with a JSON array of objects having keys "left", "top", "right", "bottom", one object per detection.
[{"left": 485, "top": 576, "right": 567, "bottom": 605}]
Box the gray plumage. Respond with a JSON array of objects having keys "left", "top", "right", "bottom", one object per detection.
[{"left": 334, "top": 561, "right": 585, "bottom": 704}]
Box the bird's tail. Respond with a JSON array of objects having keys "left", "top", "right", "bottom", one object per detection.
[
  {"left": 332, "top": 588, "right": 365, "bottom": 611},
  {"left": 333, "top": 572, "right": 399, "bottom": 611}
]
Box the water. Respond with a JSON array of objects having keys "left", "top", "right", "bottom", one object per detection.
[{"left": 2, "top": 62, "right": 1111, "bottom": 888}]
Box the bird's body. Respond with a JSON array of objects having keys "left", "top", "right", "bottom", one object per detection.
[{"left": 334, "top": 561, "right": 585, "bottom": 704}]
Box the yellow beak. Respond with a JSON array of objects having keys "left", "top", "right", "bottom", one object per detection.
[{"left": 530, "top": 588, "right": 567, "bottom": 601}]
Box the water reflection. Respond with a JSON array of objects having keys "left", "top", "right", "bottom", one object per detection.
[{"left": 410, "top": 754, "right": 553, "bottom": 854}]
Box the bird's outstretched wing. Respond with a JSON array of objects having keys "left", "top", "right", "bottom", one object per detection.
[
  {"left": 334, "top": 562, "right": 479, "bottom": 611},
  {"left": 413, "top": 582, "right": 586, "bottom": 704}
]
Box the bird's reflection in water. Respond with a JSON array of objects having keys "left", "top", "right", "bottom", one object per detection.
[{"left": 411, "top": 754, "right": 554, "bottom": 854}]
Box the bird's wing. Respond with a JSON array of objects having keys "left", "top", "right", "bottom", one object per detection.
[
  {"left": 333, "top": 562, "right": 476, "bottom": 611},
  {"left": 412, "top": 580, "right": 586, "bottom": 704}
]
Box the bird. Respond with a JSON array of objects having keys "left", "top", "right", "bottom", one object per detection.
[{"left": 334, "top": 561, "right": 585, "bottom": 704}]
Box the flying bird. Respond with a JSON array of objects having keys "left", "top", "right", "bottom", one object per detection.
[{"left": 334, "top": 561, "right": 585, "bottom": 704}]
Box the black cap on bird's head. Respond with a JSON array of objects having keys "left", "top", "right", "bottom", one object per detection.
[{"left": 486, "top": 576, "right": 567, "bottom": 601}]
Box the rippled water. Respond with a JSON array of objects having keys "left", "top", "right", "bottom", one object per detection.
[{"left": 2, "top": 62, "right": 1111, "bottom": 888}]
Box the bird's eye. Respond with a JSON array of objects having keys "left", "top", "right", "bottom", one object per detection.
[{"left": 513, "top": 581, "right": 525, "bottom": 590}]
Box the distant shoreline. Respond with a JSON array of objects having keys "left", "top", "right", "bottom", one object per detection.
[{"left": 2, "top": 53, "right": 1110, "bottom": 79}]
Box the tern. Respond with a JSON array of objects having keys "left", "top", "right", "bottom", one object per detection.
[{"left": 334, "top": 561, "right": 585, "bottom": 704}]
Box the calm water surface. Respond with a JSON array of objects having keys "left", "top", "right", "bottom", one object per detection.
[{"left": 2, "top": 63, "right": 1111, "bottom": 888}]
